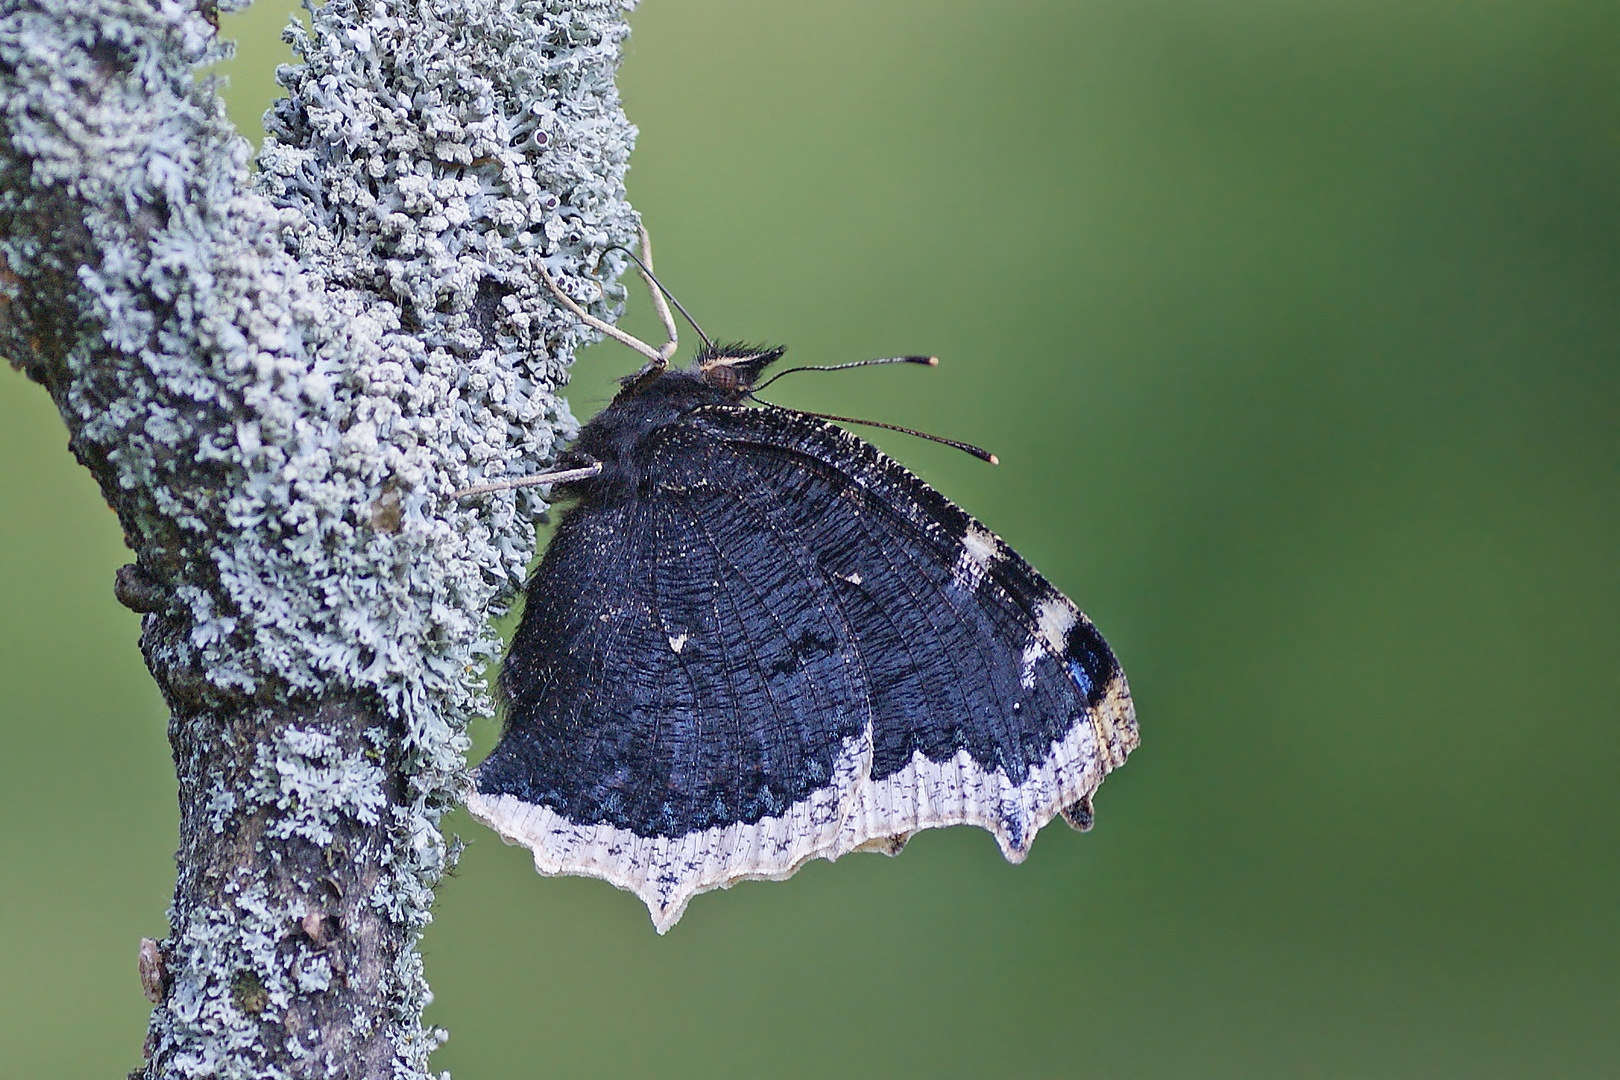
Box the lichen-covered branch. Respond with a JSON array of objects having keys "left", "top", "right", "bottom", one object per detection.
[{"left": 0, "top": 0, "right": 638, "bottom": 1073}]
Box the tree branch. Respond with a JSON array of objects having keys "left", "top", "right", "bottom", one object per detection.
[{"left": 0, "top": 0, "right": 638, "bottom": 1074}]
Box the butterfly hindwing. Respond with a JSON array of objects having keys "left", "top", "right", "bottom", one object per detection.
[{"left": 471, "top": 429, "right": 874, "bottom": 930}]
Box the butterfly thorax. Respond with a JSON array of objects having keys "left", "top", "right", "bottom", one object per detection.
[{"left": 559, "top": 345, "right": 786, "bottom": 504}]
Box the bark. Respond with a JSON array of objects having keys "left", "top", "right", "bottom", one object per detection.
[{"left": 0, "top": 0, "right": 639, "bottom": 1074}]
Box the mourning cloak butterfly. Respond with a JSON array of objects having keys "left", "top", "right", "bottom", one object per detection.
[{"left": 465, "top": 238, "right": 1137, "bottom": 932}]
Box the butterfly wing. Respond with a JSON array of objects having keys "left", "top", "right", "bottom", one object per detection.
[
  {"left": 470, "top": 442, "right": 874, "bottom": 932},
  {"left": 681, "top": 405, "right": 1138, "bottom": 862},
  {"left": 470, "top": 402, "right": 1137, "bottom": 932}
]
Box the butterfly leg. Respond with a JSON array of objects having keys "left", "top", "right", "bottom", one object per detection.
[
  {"left": 635, "top": 224, "right": 680, "bottom": 365},
  {"left": 535, "top": 251, "right": 670, "bottom": 367},
  {"left": 452, "top": 459, "right": 603, "bottom": 499}
]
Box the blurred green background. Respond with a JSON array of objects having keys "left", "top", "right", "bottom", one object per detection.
[{"left": 1, "top": 1, "right": 1612, "bottom": 1075}]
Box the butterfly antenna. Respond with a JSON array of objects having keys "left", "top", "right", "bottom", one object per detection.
[
  {"left": 752, "top": 355, "right": 938, "bottom": 393},
  {"left": 758, "top": 403, "right": 998, "bottom": 464}
]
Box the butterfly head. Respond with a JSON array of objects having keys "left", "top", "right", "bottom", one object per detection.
[{"left": 693, "top": 343, "right": 787, "bottom": 397}]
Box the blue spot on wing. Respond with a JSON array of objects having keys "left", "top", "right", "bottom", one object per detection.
[
  {"left": 1064, "top": 619, "right": 1119, "bottom": 708},
  {"left": 1066, "top": 658, "right": 1094, "bottom": 699}
]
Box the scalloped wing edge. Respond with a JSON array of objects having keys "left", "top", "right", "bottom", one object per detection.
[{"left": 468, "top": 672, "right": 1136, "bottom": 933}]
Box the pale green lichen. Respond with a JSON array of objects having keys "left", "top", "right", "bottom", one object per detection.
[
  {"left": 249, "top": 728, "right": 389, "bottom": 845},
  {"left": 0, "top": 0, "right": 640, "bottom": 1073}
]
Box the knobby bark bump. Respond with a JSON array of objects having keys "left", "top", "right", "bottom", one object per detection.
[{"left": 0, "top": 0, "right": 639, "bottom": 1074}]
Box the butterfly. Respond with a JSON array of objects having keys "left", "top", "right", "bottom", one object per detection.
[{"left": 463, "top": 230, "right": 1138, "bottom": 932}]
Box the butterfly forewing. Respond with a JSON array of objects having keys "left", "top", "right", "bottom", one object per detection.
[{"left": 683, "top": 406, "right": 1137, "bottom": 856}]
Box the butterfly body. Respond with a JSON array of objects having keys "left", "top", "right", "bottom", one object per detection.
[{"left": 469, "top": 344, "right": 1137, "bottom": 931}]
